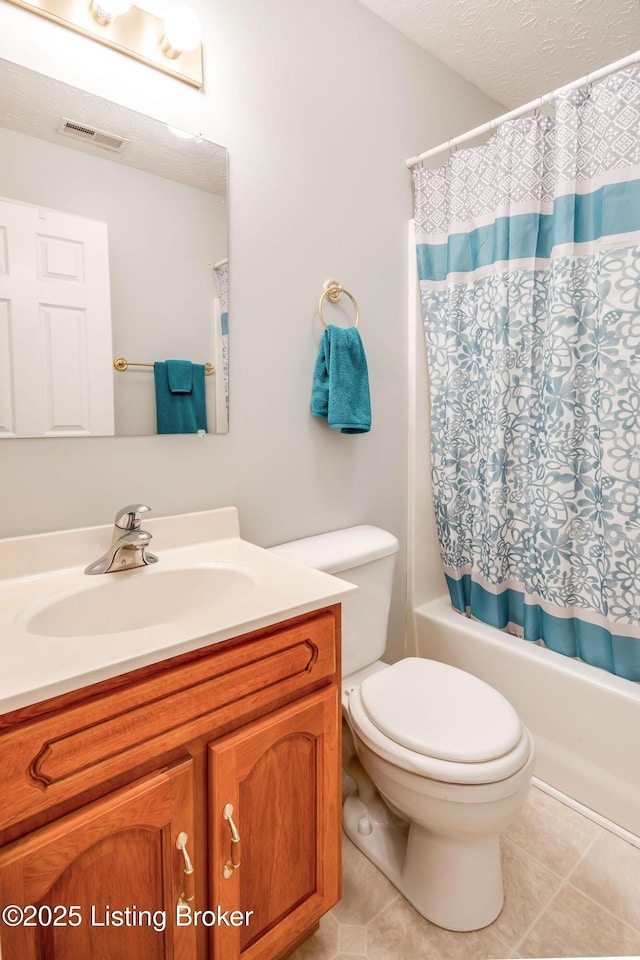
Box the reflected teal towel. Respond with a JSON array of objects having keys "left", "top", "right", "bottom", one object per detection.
[
  {"left": 166, "top": 358, "right": 193, "bottom": 393},
  {"left": 154, "top": 360, "right": 208, "bottom": 434},
  {"left": 311, "top": 325, "right": 371, "bottom": 434}
]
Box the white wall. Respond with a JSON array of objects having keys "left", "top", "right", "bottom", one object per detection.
[
  {"left": 0, "top": 0, "right": 501, "bottom": 662},
  {"left": 0, "top": 125, "right": 227, "bottom": 434}
]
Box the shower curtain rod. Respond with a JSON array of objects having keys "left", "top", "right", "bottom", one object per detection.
[{"left": 406, "top": 49, "right": 640, "bottom": 169}]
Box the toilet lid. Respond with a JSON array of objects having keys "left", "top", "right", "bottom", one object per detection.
[{"left": 359, "top": 658, "right": 522, "bottom": 762}]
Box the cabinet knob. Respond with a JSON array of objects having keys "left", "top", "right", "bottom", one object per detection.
[
  {"left": 222, "top": 803, "right": 241, "bottom": 879},
  {"left": 176, "top": 830, "right": 195, "bottom": 905}
]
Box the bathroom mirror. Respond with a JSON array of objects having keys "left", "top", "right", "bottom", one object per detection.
[{"left": 0, "top": 57, "right": 229, "bottom": 437}]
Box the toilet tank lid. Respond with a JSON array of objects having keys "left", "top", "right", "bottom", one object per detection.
[{"left": 268, "top": 525, "right": 399, "bottom": 574}]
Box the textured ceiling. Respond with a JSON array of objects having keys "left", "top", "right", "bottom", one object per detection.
[
  {"left": 0, "top": 58, "right": 227, "bottom": 197},
  {"left": 357, "top": 0, "right": 640, "bottom": 108}
]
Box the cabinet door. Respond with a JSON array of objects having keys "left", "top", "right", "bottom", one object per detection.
[
  {"left": 0, "top": 758, "right": 197, "bottom": 960},
  {"left": 209, "top": 686, "right": 340, "bottom": 960}
]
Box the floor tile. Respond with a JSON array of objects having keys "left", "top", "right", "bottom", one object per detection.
[
  {"left": 330, "top": 836, "right": 397, "bottom": 926},
  {"left": 502, "top": 786, "right": 601, "bottom": 877},
  {"left": 570, "top": 829, "right": 640, "bottom": 932},
  {"left": 490, "top": 839, "right": 563, "bottom": 946},
  {"left": 287, "top": 912, "right": 339, "bottom": 960},
  {"left": 292, "top": 803, "right": 640, "bottom": 960},
  {"left": 366, "top": 894, "right": 512, "bottom": 960},
  {"left": 338, "top": 924, "right": 367, "bottom": 955},
  {"left": 518, "top": 883, "right": 640, "bottom": 958}
]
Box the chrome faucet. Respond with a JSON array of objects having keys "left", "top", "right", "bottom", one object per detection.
[{"left": 85, "top": 504, "right": 159, "bottom": 575}]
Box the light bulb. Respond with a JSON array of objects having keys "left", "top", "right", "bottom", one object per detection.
[
  {"left": 160, "top": 5, "right": 202, "bottom": 58},
  {"left": 168, "top": 125, "right": 195, "bottom": 139},
  {"left": 167, "top": 126, "right": 203, "bottom": 142},
  {"left": 89, "top": 0, "right": 132, "bottom": 25}
]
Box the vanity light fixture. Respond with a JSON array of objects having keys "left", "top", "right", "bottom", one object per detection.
[
  {"left": 88, "top": 0, "right": 132, "bottom": 26},
  {"left": 5, "top": 0, "right": 204, "bottom": 88},
  {"left": 160, "top": 5, "right": 202, "bottom": 59}
]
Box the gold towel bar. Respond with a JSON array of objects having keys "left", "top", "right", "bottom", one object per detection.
[
  {"left": 318, "top": 279, "right": 360, "bottom": 330},
  {"left": 114, "top": 356, "right": 215, "bottom": 376}
]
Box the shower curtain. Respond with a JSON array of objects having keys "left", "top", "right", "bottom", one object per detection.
[
  {"left": 213, "top": 259, "right": 229, "bottom": 419},
  {"left": 414, "top": 66, "right": 640, "bottom": 680}
]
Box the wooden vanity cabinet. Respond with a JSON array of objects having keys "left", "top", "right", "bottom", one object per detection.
[{"left": 0, "top": 606, "right": 342, "bottom": 960}]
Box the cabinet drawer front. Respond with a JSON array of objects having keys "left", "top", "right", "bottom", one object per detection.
[{"left": 0, "top": 611, "right": 338, "bottom": 833}]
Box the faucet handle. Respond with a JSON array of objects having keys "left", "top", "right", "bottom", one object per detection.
[{"left": 114, "top": 504, "right": 152, "bottom": 531}]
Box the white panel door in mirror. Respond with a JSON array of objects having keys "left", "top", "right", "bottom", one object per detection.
[
  {"left": 0, "top": 199, "right": 114, "bottom": 437},
  {"left": 38, "top": 233, "right": 84, "bottom": 282}
]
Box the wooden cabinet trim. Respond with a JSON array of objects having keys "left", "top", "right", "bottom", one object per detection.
[
  {"left": 0, "top": 610, "right": 338, "bottom": 835},
  {"left": 31, "top": 635, "right": 324, "bottom": 786}
]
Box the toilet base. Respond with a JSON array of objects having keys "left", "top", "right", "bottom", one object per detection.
[
  {"left": 343, "top": 792, "right": 504, "bottom": 932},
  {"left": 342, "top": 787, "right": 409, "bottom": 888}
]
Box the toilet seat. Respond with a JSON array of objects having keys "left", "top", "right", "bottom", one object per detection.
[
  {"left": 359, "top": 657, "right": 523, "bottom": 762},
  {"left": 347, "top": 661, "right": 532, "bottom": 785}
]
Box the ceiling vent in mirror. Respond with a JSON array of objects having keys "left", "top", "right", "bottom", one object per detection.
[{"left": 57, "top": 119, "right": 129, "bottom": 152}]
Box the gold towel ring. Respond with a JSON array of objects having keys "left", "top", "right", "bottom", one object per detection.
[{"left": 318, "top": 279, "right": 360, "bottom": 331}]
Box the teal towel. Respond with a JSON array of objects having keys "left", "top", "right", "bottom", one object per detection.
[
  {"left": 311, "top": 325, "right": 371, "bottom": 434},
  {"left": 166, "top": 358, "right": 193, "bottom": 393},
  {"left": 154, "top": 360, "right": 208, "bottom": 435}
]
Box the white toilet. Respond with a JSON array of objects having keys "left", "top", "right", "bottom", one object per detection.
[{"left": 270, "top": 525, "right": 535, "bottom": 932}]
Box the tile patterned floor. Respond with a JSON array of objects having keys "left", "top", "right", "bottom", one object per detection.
[{"left": 289, "top": 786, "right": 640, "bottom": 960}]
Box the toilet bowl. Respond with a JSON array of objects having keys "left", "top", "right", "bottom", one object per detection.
[
  {"left": 343, "top": 657, "right": 535, "bottom": 931},
  {"left": 269, "top": 526, "right": 535, "bottom": 932}
]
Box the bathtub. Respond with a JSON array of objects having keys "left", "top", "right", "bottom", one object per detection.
[{"left": 413, "top": 596, "right": 640, "bottom": 839}]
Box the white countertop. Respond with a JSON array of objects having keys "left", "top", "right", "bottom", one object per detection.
[{"left": 0, "top": 508, "right": 356, "bottom": 714}]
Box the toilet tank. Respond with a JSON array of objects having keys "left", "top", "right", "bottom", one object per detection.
[{"left": 269, "top": 526, "right": 399, "bottom": 677}]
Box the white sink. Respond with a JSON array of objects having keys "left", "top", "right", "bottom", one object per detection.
[
  {"left": 0, "top": 506, "right": 356, "bottom": 713},
  {"left": 25, "top": 562, "right": 259, "bottom": 638}
]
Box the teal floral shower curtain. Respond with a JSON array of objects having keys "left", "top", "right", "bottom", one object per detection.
[
  {"left": 414, "top": 66, "right": 640, "bottom": 680},
  {"left": 213, "top": 258, "right": 229, "bottom": 419}
]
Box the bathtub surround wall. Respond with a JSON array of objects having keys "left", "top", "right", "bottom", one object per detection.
[{"left": 0, "top": 0, "right": 500, "bottom": 662}]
